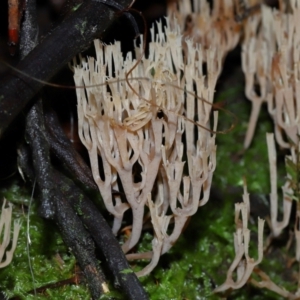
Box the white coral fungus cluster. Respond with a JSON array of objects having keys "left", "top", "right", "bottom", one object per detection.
[
  {"left": 242, "top": 0, "right": 300, "bottom": 149},
  {"left": 74, "top": 18, "right": 219, "bottom": 276}
]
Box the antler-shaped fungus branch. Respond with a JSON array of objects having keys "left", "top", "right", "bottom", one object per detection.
[
  {"left": 214, "top": 183, "right": 264, "bottom": 293},
  {"left": 266, "top": 133, "right": 292, "bottom": 237},
  {"left": 168, "top": 0, "right": 242, "bottom": 69}
]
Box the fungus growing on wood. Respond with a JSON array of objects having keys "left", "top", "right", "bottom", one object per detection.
[{"left": 73, "top": 18, "right": 219, "bottom": 275}]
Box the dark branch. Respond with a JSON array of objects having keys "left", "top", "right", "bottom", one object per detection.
[
  {"left": 25, "top": 100, "right": 56, "bottom": 218},
  {"left": 23, "top": 102, "right": 108, "bottom": 299},
  {"left": 19, "top": 0, "right": 38, "bottom": 58},
  {"left": 0, "top": 0, "right": 132, "bottom": 138},
  {"left": 44, "top": 108, "right": 98, "bottom": 190},
  {"left": 53, "top": 169, "right": 149, "bottom": 300}
]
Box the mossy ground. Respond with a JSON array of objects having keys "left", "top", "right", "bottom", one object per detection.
[{"left": 0, "top": 65, "right": 297, "bottom": 299}]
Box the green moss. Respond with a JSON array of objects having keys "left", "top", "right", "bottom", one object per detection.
[
  {"left": 0, "top": 181, "right": 90, "bottom": 299},
  {"left": 75, "top": 20, "right": 87, "bottom": 37},
  {"left": 214, "top": 85, "right": 273, "bottom": 193},
  {"left": 0, "top": 181, "right": 31, "bottom": 205},
  {"left": 120, "top": 268, "right": 134, "bottom": 274},
  {"left": 72, "top": 3, "right": 82, "bottom": 12},
  {"left": 150, "top": 67, "right": 156, "bottom": 77},
  {"left": 76, "top": 206, "right": 84, "bottom": 216}
]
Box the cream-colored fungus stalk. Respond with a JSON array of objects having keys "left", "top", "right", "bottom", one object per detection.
[
  {"left": 214, "top": 181, "right": 265, "bottom": 293},
  {"left": 242, "top": 3, "right": 267, "bottom": 149},
  {"left": 251, "top": 268, "right": 300, "bottom": 299},
  {"left": 74, "top": 18, "right": 219, "bottom": 276},
  {"left": 267, "top": 0, "right": 300, "bottom": 149},
  {"left": 168, "top": 0, "right": 243, "bottom": 75},
  {"left": 167, "top": 0, "right": 266, "bottom": 148},
  {"left": 266, "top": 133, "right": 293, "bottom": 238},
  {"left": 0, "top": 199, "right": 21, "bottom": 268},
  {"left": 242, "top": 1, "right": 300, "bottom": 149}
]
